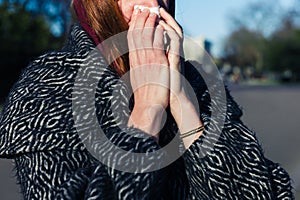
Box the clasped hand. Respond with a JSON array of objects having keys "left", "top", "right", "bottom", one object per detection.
[{"left": 127, "top": 7, "right": 201, "bottom": 144}]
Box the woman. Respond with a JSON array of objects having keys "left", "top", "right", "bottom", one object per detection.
[{"left": 0, "top": 0, "right": 294, "bottom": 199}]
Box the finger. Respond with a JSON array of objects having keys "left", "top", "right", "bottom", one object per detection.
[
  {"left": 144, "top": 12, "right": 158, "bottom": 49},
  {"left": 159, "top": 7, "right": 183, "bottom": 38},
  {"left": 134, "top": 9, "right": 150, "bottom": 30},
  {"left": 144, "top": 12, "right": 158, "bottom": 28},
  {"left": 128, "top": 7, "right": 140, "bottom": 31},
  {"left": 159, "top": 20, "right": 181, "bottom": 54},
  {"left": 153, "top": 25, "right": 165, "bottom": 53},
  {"left": 159, "top": 20, "right": 182, "bottom": 79},
  {"left": 128, "top": 8, "right": 140, "bottom": 50},
  {"left": 128, "top": 9, "right": 151, "bottom": 55},
  {"left": 131, "top": 9, "right": 151, "bottom": 52}
]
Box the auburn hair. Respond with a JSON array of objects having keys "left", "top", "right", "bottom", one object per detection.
[
  {"left": 74, "top": 0, "right": 175, "bottom": 76},
  {"left": 79, "top": 0, "right": 129, "bottom": 76}
]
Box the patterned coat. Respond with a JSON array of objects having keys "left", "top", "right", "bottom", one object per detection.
[{"left": 0, "top": 23, "right": 294, "bottom": 199}]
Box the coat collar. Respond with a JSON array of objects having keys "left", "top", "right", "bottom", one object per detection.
[{"left": 63, "top": 22, "right": 97, "bottom": 53}]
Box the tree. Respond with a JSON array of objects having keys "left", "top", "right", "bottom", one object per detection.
[
  {"left": 222, "top": 1, "right": 278, "bottom": 74},
  {"left": 222, "top": 0, "right": 300, "bottom": 80},
  {"left": 227, "top": 1, "right": 282, "bottom": 38},
  {"left": 3, "top": 0, "right": 72, "bottom": 37},
  {"left": 222, "top": 27, "right": 265, "bottom": 72},
  {"left": 0, "top": 1, "right": 70, "bottom": 102},
  {"left": 265, "top": 19, "right": 300, "bottom": 77}
]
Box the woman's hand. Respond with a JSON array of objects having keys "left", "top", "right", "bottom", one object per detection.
[
  {"left": 159, "top": 8, "right": 204, "bottom": 148},
  {"left": 127, "top": 7, "right": 203, "bottom": 147},
  {"left": 158, "top": 8, "right": 187, "bottom": 109},
  {"left": 127, "top": 8, "right": 170, "bottom": 140}
]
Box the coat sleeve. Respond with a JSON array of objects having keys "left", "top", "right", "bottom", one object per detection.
[
  {"left": 181, "top": 61, "right": 294, "bottom": 199},
  {"left": 71, "top": 59, "right": 169, "bottom": 200},
  {"left": 0, "top": 55, "right": 169, "bottom": 199}
]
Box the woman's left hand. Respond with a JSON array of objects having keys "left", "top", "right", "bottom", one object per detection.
[
  {"left": 159, "top": 8, "right": 203, "bottom": 147},
  {"left": 158, "top": 8, "right": 188, "bottom": 115}
]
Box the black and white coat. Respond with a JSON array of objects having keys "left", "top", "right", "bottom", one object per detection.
[{"left": 0, "top": 23, "right": 294, "bottom": 199}]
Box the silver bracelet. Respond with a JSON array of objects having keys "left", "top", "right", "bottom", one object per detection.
[{"left": 180, "top": 125, "right": 204, "bottom": 139}]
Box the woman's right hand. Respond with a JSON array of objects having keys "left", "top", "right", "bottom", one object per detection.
[{"left": 127, "top": 8, "right": 170, "bottom": 140}]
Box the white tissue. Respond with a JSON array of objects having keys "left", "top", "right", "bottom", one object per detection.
[
  {"left": 134, "top": 5, "right": 169, "bottom": 49},
  {"left": 134, "top": 5, "right": 160, "bottom": 17}
]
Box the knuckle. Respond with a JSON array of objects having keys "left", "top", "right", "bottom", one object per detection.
[
  {"left": 132, "top": 29, "right": 141, "bottom": 38},
  {"left": 143, "top": 30, "right": 152, "bottom": 39}
]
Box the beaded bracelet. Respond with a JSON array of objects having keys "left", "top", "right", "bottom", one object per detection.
[{"left": 180, "top": 125, "right": 204, "bottom": 139}]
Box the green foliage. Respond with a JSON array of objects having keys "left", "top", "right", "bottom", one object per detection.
[
  {"left": 265, "top": 21, "right": 300, "bottom": 74},
  {"left": 222, "top": 1, "right": 300, "bottom": 79},
  {"left": 223, "top": 27, "right": 266, "bottom": 70},
  {"left": 0, "top": 1, "right": 66, "bottom": 102}
]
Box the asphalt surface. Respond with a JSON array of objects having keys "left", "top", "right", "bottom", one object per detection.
[
  {"left": 228, "top": 84, "right": 300, "bottom": 199},
  {"left": 0, "top": 84, "right": 299, "bottom": 199}
]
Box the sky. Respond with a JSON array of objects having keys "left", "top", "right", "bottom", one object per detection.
[
  {"left": 175, "top": 0, "right": 296, "bottom": 57},
  {"left": 0, "top": 0, "right": 295, "bottom": 57}
]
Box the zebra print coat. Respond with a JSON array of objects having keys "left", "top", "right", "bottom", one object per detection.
[{"left": 0, "top": 23, "right": 294, "bottom": 199}]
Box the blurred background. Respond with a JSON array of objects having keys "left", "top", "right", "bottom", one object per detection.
[{"left": 0, "top": 0, "right": 299, "bottom": 199}]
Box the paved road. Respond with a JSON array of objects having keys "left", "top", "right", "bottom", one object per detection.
[
  {"left": 229, "top": 84, "right": 300, "bottom": 199},
  {"left": 0, "top": 84, "right": 299, "bottom": 199}
]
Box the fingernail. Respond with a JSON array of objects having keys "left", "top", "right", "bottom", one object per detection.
[
  {"left": 134, "top": 8, "right": 139, "bottom": 15},
  {"left": 142, "top": 8, "right": 149, "bottom": 13},
  {"left": 158, "top": 20, "right": 164, "bottom": 25},
  {"left": 150, "top": 12, "right": 157, "bottom": 17}
]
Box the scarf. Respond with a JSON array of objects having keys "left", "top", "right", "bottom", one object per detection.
[{"left": 72, "top": 0, "right": 101, "bottom": 46}]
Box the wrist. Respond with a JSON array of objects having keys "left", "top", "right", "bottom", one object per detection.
[
  {"left": 128, "top": 104, "right": 166, "bottom": 141},
  {"left": 169, "top": 94, "right": 204, "bottom": 148},
  {"left": 170, "top": 93, "right": 192, "bottom": 117},
  {"left": 171, "top": 100, "right": 202, "bottom": 130}
]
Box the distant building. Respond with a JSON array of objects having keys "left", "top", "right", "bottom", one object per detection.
[
  {"left": 183, "top": 36, "right": 212, "bottom": 62},
  {"left": 204, "top": 39, "right": 212, "bottom": 55}
]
